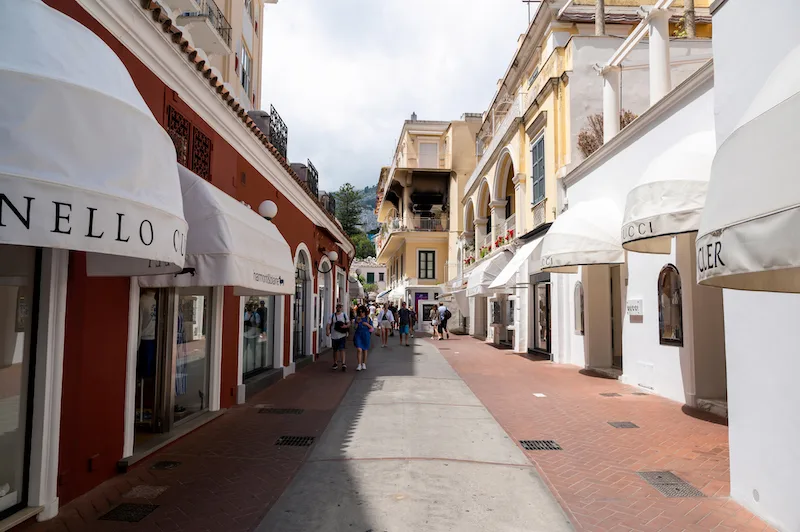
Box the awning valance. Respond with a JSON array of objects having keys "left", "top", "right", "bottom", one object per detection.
[
  {"left": 452, "top": 289, "right": 470, "bottom": 317},
  {"left": 697, "top": 46, "right": 800, "bottom": 292},
  {"left": 138, "top": 166, "right": 294, "bottom": 295},
  {"left": 540, "top": 199, "right": 624, "bottom": 272},
  {"left": 622, "top": 132, "right": 715, "bottom": 254},
  {"left": 1, "top": 0, "right": 187, "bottom": 273},
  {"left": 489, "top": 237, "right": 544, "bottom": 289},
  {"left": 467, "top": 251, "right": 511, "bottom": 297}
]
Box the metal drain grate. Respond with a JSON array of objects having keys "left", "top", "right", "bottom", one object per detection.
[
  {"left": 100, "top": 503, "right": 158, "bottom": 522},
  {"left": 122, "top": 485, "right": 168, "bottom": 499},
  {"left": 275, "top": 436, "right": 315, "bottom": 447},
  {"left": 520, "top": 440, "right": 562, "bottom": 451},
  {"left": 370, "top": 380, "right": 385, "bottom": 391},
  {"left": 600, "top": 392, "right": 622, "bottom": 397},
  {"left": 638, "top": 471, "right": 705, "bottom": 498},
  {"left": 608, "top": 421, "right": 639, "bottom": 429},
  {"left": 259, "top": 408, "right": 304, "bottom": 415},
  {"left": 149, "top": 460, "right": 181, "bottom": 471}
]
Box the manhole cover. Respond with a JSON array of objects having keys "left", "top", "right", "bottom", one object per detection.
[
  {"left": 122, "top": 485, "right": 168, "bottom": 499},
  {"left": 520, "top": 440, "right": 562, "bottom": 451},
  {"left": 259, "top": 408, "right": 304, "bottom": 415},
  {"left": 370, "top": 380, "right": 385, "bottom": 391},
  {"left": 275, "top": 436, "right": 315, "bottom": 447},
  {"left": 149, "top": 461, "right": 181, "bottom": 471},
  {"left": 600, "top": 392, "right": 622, "bottom": 397},
  {"left": 608, "top": 421, "right": 639, "bottom": 429},
  {"left": 638, "top": 471, "right": 705, "bottom": 498},
  {"left": 100, "top": 503, "right": 158, "bottom": 522}
]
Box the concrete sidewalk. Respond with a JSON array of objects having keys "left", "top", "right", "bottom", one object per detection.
[{"left": 256, "top": 337, "right": 573, "bottom": 532}]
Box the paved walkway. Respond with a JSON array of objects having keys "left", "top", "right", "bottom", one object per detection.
[
  {"left": 20, "top": 334, "right": 776, "bottom": 532},
  {"left": 433, "top": 335, "right": 774, "bottom": 532},
  {"left": 255, "top": 336, "right": 572, "bottom": 531}
]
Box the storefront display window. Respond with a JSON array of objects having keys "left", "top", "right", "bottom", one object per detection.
[
  {"left": 532, "top": 275, "right": 551, "bottom": 353},
  {"left": 243, "top": 296, "right": 275, "bottom": 377},
  {"left": 173, "top": 288, "right": 212, "bottom": 424},
  {"left": 0, "top": 245, "right": 37, "bottom": 518},
  {"left": 294, "top": 254, "right": 308, "bottom": 361},
  {"left": 574, "top": 281, "right": 585, "bottom": 335},
  {"left": 658, "top": 265, "right": 683, "bottom": 346}
]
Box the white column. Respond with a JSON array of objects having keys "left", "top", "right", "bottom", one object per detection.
[
  {"left": 402, "top": 179, "right": 412, "bottom": 229},
  {"left": 490, "top": 200, "right": 507, "bottom": 245},
  {"left": 602, "top": 66, "right": 621, "bottom": 142},
  {"left": 648, "top": 8, "right": 672, "bottom": 105},
  {"left": 474, "top": 217, "right": 488, "bottom": 251},
  {"left": 512, "top": 173, "right": 526, "bottom": 235}
]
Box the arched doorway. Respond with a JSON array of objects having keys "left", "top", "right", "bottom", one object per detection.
[
  {"left": 294, "top": 250, "right": 311, "bottom": 361},
  {"left": 318, "top": 261, "right": 332, "bottom": 351}
]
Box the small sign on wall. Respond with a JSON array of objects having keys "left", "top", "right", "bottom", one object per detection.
[{"left": 626, "top": 299, "right": 643, "bottom": 317}]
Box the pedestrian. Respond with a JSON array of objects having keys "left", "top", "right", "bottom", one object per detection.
[
  {"left": 437, "top": 302, "right": 451, "bottom": 340},
  {"left": 377, "top": 303, "right": 394, "bottom": 348},
  {"left": 409, "top": 307, "right": 417, "bottom": 338},
  {"left": 327, "top": 303, "right": 350, "bottom": 371},
  {"left": 397, "top": 301, "right": 412, "bottom": 346},
  {"left": 368, "top": 301, "right": 377, "bottom": 330},
  {"left": 388, "top": 302, "right": 397, "bottom": 337},
  {"left": 353, "top": 305, "right": 373, "bottom": 371},
  {"left": 429, "top": 305, "right": 440, "bottom": 340}
]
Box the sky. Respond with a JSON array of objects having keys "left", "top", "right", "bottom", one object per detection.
[{"left": 259, "top": 0, "right": 531, "bottom": 193}]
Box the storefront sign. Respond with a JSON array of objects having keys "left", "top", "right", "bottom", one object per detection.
[
  {"left": 621, "top": 220, "right": 655, "bottom": 242},
  {"left": 1, "top": 178, "right": 187, "bottom": 270},
  {"left": 697, "top": 239, "right": 725, "bottom": 274},
  {"left": 626, "top": 299, "right": 643, "bottom": 316}
]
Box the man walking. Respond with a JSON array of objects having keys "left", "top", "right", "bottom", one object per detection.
[
  {"left": 437, "top": 302, "right": 451, "bottom": 340},
  {"left": 327, "top": 303, "right": 350, "bottom": 371},
  {"left": 397, "top": 301, "right": 412, "bottom": 346},
  {"left": 388, "top": 302, "right": 398, "bottom": 337}
]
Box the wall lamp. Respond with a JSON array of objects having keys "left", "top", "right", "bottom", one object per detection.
[
  {"left": 316, "top": 247, "right": 338, "bottom": 273},
  {"left": 258, "top": 200, "right": 278, "bottom": 220}
]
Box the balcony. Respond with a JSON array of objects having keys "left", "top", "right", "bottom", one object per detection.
[
  {"left": 176, "top": 0, "right": 232, "bottom": 56},
  {"left": 503, "top": 214, "right": 516, "bottom": 236},
  {"left": 160, "top": 0, "right": 200, "bottom": 12},
  {"left": 533, "top": 198, "right": 547, "bottom": 228},
  {"left": 376, "top": 214, "right": 449, "bottom": 255}
]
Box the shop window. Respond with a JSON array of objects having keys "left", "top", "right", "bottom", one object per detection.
[
  {"left": 243, "top": 296, "right": 275, "bottom": 377},
  {"left": 531, "top": 135, "right": 545, "bottom": 204},
  {"left": 175, "top": 288, "right": 212, "bottom": 422},
  {"left": 574, "top": 281, "right": 584, "bottom": 335},
  {"left": 418, "top": 251, "right": 435, "bottom": 280},
  {"left": 240, "top": 44, "right": 252, "bottom": 95},
  {"left": 366, "top": 272, "right": 375, "bottom": 284},
  {"left": 491, "top": 301, "right": 502, "bottom": 325},
  {"left": 658, "top": 265, "right": 684, "bottom": 346}
]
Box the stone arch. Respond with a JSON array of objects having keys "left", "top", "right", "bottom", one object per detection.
[
  {"left": 476, "top": 178, "right": 492, "bottom": 218},
  {"left": 493, "top": 148, "right": 517, "bottom": 201},
  {"left": 463, "top": 198, "right": 476, "bottom": 233}
]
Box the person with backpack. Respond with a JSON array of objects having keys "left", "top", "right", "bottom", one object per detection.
[
  {"left": 396, "top": 301, "right": 412, "bottom": 347},
  {"left": 377, "top": 303, "right": 394, "bottom": 348},
  {"left": 327, "top": 303, "right": 350, "bottom": 371},
  {"left": 353, "top": 305, "right": 374, "bottom": 371},
  {"left": 437, "top": 302, "right": 452, "bottom": 340}
]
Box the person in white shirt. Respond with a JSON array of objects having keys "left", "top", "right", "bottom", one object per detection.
[
  {"left": 327, "top": 303, "right": 350, "bottom": 371},
  {"left": 377, "top": 303, "right": 394, "bottom": 348},
  {"left": 368, "top": 303, "right": 377, "bottom": 329}
]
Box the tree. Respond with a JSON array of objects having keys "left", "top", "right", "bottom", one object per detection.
[
  {"left": 684, "top": 0, "right": 696, "bottom": 38},
  {"left": 595, "top": 0, "right": 606, "bottom": 36},
  {"left": 333, "top": 183, "right": 363, "bottom": 236},
  {"left": 351, "top": 232, "right": 376, "bottom": 259},
  {"left": 577, "top": 110, "right": 638, "bottom": 157}
]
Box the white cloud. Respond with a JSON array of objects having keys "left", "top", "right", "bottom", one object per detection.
[{"left": 260, "top": 0, "right": 530, "bottom": 192}]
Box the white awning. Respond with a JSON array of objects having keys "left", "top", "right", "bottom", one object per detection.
[
  {"left": 540, "top": 199, "right": 624, "bottom": 272},
  {"left": 453, "top": 289, "right": 470, "bottom": 317},
  {"left": 622, "top": 132, "right": 715, "bottom": 254},
  {"left": 138, "top": 167, "right": 294, "bottom": 295},
  {"left": 388, "top": 283, "right": 407, "bottom": 300},
  {"left": 489, "top": 237, "right": 544, "bottom": 289},
  {"left": 467, "top": 251, "right": 511, "bottom": 297},
  {"left": 1, "top": 1, "right": 187, "bottom": 273},
  {"left": 697, "top": 45, "right": 800, "bottom": 292},
  {"left": 349, "top": 275, "right": 365, "bottom": 298}
]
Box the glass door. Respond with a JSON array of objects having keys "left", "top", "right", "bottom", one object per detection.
[
  {"left": 0, "top": 245, "right": 38, "bottom": 518},
  {"left": 173, "top": 288, "right": 212, "bottom": 425},
  {"left": 534, "top": 282, "right": 551, "bottom": 354},
  {"left": 243, "top": 296, "right": 275, "bottom": 378}
]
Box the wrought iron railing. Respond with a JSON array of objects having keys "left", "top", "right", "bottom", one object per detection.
[
  {"left": 188, "top": 0, "right": 232, "bottom": 48},
  {"left": 268, "top": 104, "right": 288, "bottom": 159},
  {"left": 503, "top": 214, "right": 516, "bottom": 236},
  {"left": 306, "top": 159, "right": 319, "bottom": 197}
]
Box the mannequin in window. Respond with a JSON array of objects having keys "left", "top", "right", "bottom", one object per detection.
[{"left": 137, "top": 289, "right": 158, "bottom": 379}]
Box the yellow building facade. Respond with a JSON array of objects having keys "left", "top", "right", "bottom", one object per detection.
[{"left": 375, "top": 115, "right": 481, "bottom": 328}]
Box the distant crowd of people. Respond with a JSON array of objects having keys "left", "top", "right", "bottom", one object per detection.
[{"left": 325, "top": 299, "right": 451, "bottom": 372}]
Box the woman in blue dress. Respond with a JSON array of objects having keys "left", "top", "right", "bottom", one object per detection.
[{"left": 353, "top": 306, "right": 374, "bottom": 371}]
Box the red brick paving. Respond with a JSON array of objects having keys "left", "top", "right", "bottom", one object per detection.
[
  {"left": 432, "top": 335, "right": 774, "bottom": 532},
  {"left": 19, "top": 352, "right": 353, "bottom": 532}
]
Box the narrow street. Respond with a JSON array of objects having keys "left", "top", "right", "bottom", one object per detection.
[{"left": 22, "top": 334, "right": 772, "bottom": 532}]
